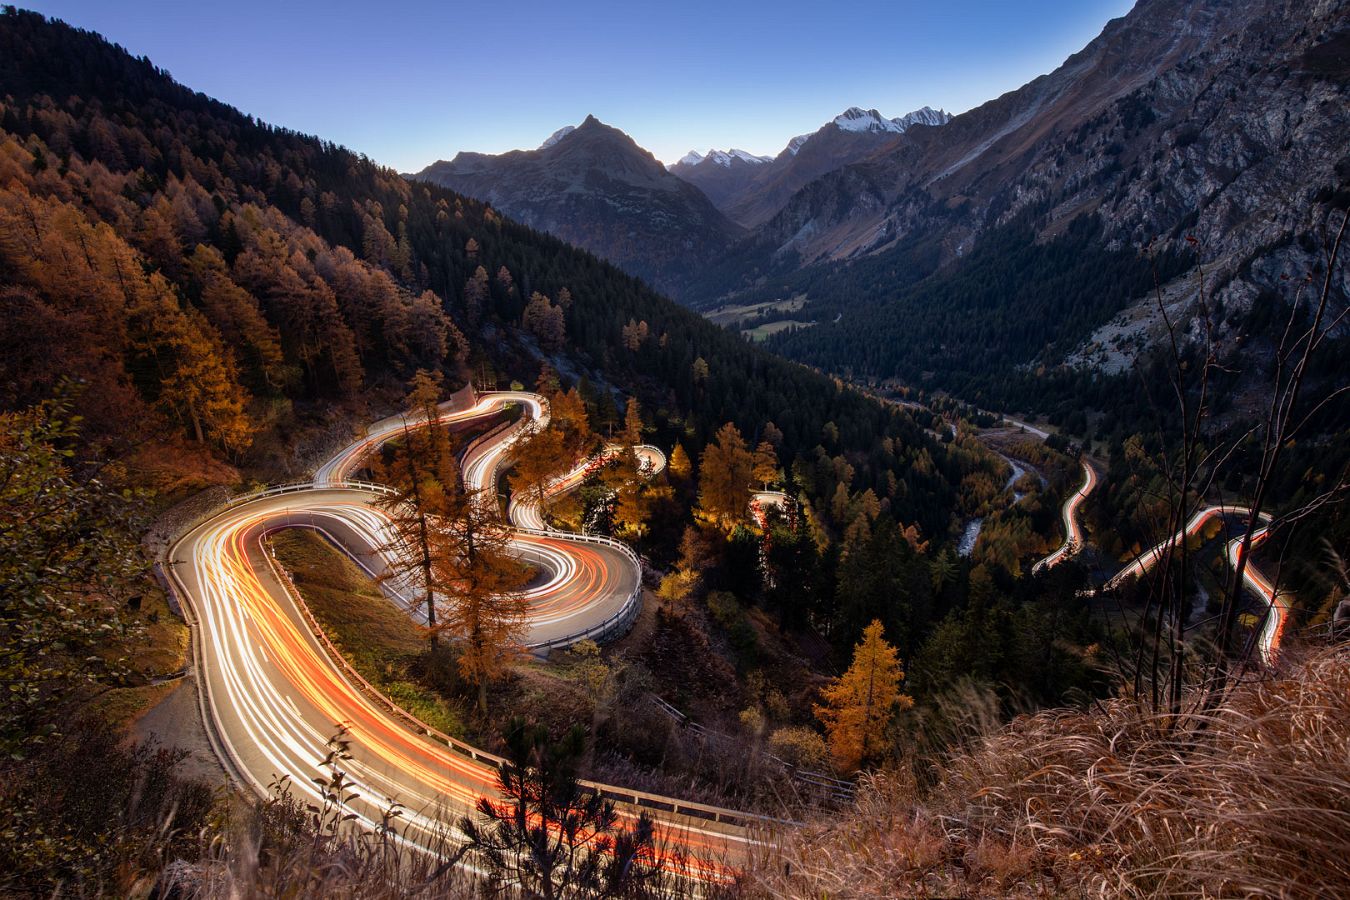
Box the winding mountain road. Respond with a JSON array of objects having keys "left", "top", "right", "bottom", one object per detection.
[
  {"left": 165, "top": 388, "right": 758, "bottom": 875},
  {"left": 1030, "top": 461, "right": 1288, "bottom": 665},
  {"left": 1032, "top": 461, "right": 1098, "bottom": 574}
]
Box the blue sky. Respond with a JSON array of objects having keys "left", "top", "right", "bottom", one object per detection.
[{"left": 27, "top": 0, "right": 1134, "bottom": 171}]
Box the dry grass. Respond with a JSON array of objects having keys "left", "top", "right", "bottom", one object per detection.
[{"left": 746, "top": 644, "right": 1350, "bottom": 898}]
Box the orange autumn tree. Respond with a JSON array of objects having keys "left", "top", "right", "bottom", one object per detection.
[
  {"left": 376, "top": 370, "right": 530, "bottom": 711},
  {"left": 815, "top": 619, "right": 913, "bottom": 772},
  {"left": 373, "top": 370, "right": 459, "bottom": 648},
  {"left": 433, "top": 464, "right": 531, "bottom": 715},
  {"left": 697, "top": 421, "right": 754, "bottom": 528}
]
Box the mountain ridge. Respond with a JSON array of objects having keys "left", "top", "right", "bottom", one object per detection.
[
  {"left": 749, "top": 0, "right": 1349, "bottom": 413},
  {"left": 411, "top": 115, "right": 742, "bottom": 301},
  {"left": 670, "top": 105, "right": 953, "bottom": 227}
]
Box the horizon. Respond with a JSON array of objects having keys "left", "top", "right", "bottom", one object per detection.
[{"left": 24, "top": 0, "right": 1132, "bottom": 170}]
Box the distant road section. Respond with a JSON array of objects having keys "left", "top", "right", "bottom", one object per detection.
[{"left": 1032, "top": 461, "right": 1098, "bottom": 573}]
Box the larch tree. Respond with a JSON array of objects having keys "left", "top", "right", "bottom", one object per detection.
[
  {"left": 697, "top": 422, "right": 753, "bottom": 527},
  {"left": 609, "top": 462, "right": 661, "bottom": 539},
  {"left": 667, "top": 443, "right": 693, "bottom": 485},
  {"left": 814, "top": 619, "right": 912, "bottom": 772},
  {"left": 433, "top": 458, "right": 531, "bottom": 714},
  {"left": 752, "top": 439, "right": 780, "bottom": 489},
  {"left": 509, "top": 424, "right": 568, "bottom": 522},
  {"left": 621, "top": 397, "right": 644, "bottom": 448},
  {"left": 188, "top": 244, "right": 285, "bottom": 390},
  {"left": 522, "top": 291, "right": 565, "bottom": 351},
  {"left": 372, "top": 370, "right": 457, "bottom": 648},
  {"left": 153, "top": 306, "right": 255, "bottom": 456},
  {"left": 621, "top": 318, "right": 648, "bottom": 351},
  {"left": 375, "top": 370, "right": 530, "bottom": 704}
]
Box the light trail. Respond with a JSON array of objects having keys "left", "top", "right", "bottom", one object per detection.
[
  {"left": 1029, "top": 477, "right": 1290, "bottom": 665},
  {"left": 748, "top": 490, "right": 789, "bottom": 529},
  {"left": 167, "top": 389, "right": 762, "bottom": 877},
  {"left": 1103, "top": 505, "right": 1288, "bottom": 665},
  {"left": 1032, "top": 461, "right": 1098, "bottom": 573}
]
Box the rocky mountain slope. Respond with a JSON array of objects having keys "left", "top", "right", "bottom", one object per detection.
[
  {"left": 733, "top": 0, "right": 1348, "bottom": 404},
  {"left": 666, "top": 147, "right": 772, "bottom": 210},
  {"left": 410, "top": 117, "right": 742, "bottom": 301},
  {"left": 671, "top": 106, "right": 952, "bottom": 228}
]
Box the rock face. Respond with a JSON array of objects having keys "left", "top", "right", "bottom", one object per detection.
[
  {"left": 671, "top": 106, "right": 953, "bottom": 228},
  {"left": 411, "top": 116, "right": 743, "bottom": 301},
  {"left": 755, "top": 0, "right": 1350, "bottom": 367}
]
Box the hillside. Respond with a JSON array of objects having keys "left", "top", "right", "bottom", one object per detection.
[
  {"left": 718, "top": 0, "right": 1349, "bottom": 415},
  {"left": 750, "top": 645, "right": 1350, "bottom": 899},
  {"left": 1, "top": 6, "right": 1346, "bottom": 899},
  {"left": 0, "top": 8, "right": 985, "bottom": 538},
  {"left": 410, "top": 116, "right": 744, "bottom": 302},
  {"left": 1, "top": 5, "right": 1086, "bottom": 769}
]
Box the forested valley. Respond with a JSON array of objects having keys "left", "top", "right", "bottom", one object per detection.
[{"left": 1, "top": 6, "right": 1347, "bottom": 898}]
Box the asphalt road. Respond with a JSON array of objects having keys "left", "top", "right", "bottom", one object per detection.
[{"left": 166, "top": 389, "right": 758, "bottom": 875}]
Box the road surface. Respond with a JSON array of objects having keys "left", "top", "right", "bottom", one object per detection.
[
  {"left": 1030, "top": 476, "right": 1289, "bottom": 665},
  {"left": 166, "top": 389, "right": 760, "bottom": 876},
  {"left": 1031, "top": 461, "right": 1098, "bottom": 573},
  {"left": 1103, "top": 505, "right": 1288, "bottom": 665}
]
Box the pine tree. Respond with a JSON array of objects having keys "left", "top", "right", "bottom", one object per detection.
[
  {"left": 455, "top": 719, "right": 663, "bottom": 896},
  {"left": 814, "top": 619, "right": 912, "bottom": 772},
  {"left": 463, "top": 265, "right": 489, "bottom": 328}
]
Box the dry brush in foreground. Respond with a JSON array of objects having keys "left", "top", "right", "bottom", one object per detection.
[{"left": 745, "top": 644, "right": 1350, "bottom": 898}]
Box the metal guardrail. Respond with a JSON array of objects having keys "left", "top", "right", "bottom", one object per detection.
[
  {"left": 464, "top": 408, "right": 649, "bottom": 654},
  {"left": 263, "top": 538, "right": 777, "bottom": 829},
  {"left": 163, "top": 394, "right": 783, "bottom": 836},
  {"left": 648, "top": 695, "right": 856, "bottom": 805}
]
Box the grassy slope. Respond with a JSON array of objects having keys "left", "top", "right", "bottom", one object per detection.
[{"left": 92, "top": 585, "right": 191, "bottom": 727}]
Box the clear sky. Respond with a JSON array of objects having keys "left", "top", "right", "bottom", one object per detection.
[{"left": 26, "top": 0, "right": 1134, "bottom": 171}]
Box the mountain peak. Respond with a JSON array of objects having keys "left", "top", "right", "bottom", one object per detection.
[
  {"left": 892, "top": 106, "right": 953, "bottom": 130},
  {"left": 833, "top": 107, "right": 901, "bottom": 134},
  {"left": 673, "top": 148, "right": 772, "bottom": 169},
  {"left": 826, "top": 105, "right": 952, "bottom": 136}
]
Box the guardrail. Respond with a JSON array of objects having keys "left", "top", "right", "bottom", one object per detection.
[
  {"left": 161, "top": 396, "right": 778, "bottom": 836},
  {"left": 465, "top": 406, "right": 648, "bottom": 654},
  {"left": 262, "top": 537, "right": 778, "bottom": 829},
  {"left": 648, "top": 695, "right": 856, "bottom": 805}
]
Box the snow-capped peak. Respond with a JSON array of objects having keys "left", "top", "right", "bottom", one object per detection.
[
  {"left": 539, "top": 124, "right": 576, "bottom": 149},
  {"left": 891, "top": 106, "right": 953, "bottom": 131},
  {"left": 833, "top": 107, "right": 903, "bottom": 134},
  {"left": 827, "top": 105, "right": 953, "bottom": 136},
  {"left": 785, "top": 134, "right": 811, "bottom": 156},
  {"left": 674, "top": 148, "right": 771, "bottom": 168}
]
